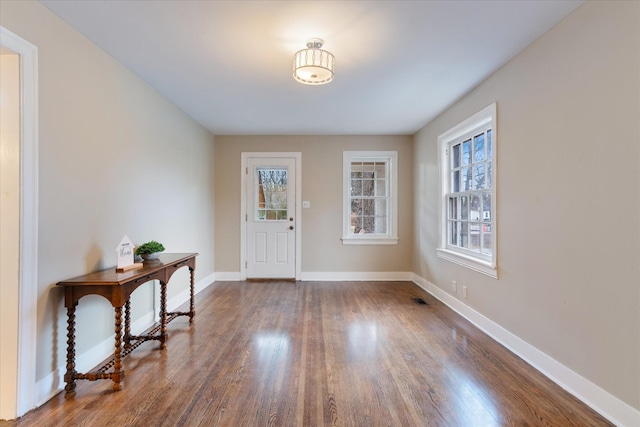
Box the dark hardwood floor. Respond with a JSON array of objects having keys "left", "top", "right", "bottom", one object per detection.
[{"left": 4, "top": 281, "right": 611, "bottom": 426}]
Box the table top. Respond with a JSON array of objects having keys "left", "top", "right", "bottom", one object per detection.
[{"left": 56, "top": 253, "right": 198, "bottom": 287}]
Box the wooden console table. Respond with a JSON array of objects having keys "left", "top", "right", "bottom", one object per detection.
[{"left": 56, "top": 252, "right": 198, "bottom": 394}]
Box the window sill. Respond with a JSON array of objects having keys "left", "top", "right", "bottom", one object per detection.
[
  {"left": 342, "top": 237, "right": 398, "bottom": 246},
  {"left": 436, "top": 248, "right": 498, "bottom": 279}
]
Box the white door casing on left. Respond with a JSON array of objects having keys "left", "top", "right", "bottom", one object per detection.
[
  {"left": 0, "top": 41, "right": 21, "bottom": 423},
  {"left": 241, "top": 153, "right": 301, "bottom": 280},
  {"left": 0, "top": 26, "right": 38, "bottom": 420}
]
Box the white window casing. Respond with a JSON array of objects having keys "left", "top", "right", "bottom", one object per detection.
[
  {"left": 437, "top": 104, "right": 497, "bottom": 278},
  {"left": 342, "top": 151, "right": 398, "bottom": 245}
]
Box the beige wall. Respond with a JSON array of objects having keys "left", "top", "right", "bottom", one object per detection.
[
  {"left": 215, "top": 136, "right": 412, "bottom": 274},
  {"left": 1, "top": 1, "right": 215, "bottom": 385},
  {"left": 413, "top": 1, "right": 639, "bottom": 410}
]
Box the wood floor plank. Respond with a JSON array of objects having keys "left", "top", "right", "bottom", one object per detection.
[{"left": 2, "top": 281, "right": 613, "bottom": 427}]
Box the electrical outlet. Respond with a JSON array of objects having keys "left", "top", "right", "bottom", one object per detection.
[
  {"left": 452, "top": 280, "right": 457, "bottom": 292},
  {"left": 462, "top": 285, "right": 468, "bottom": 299}
]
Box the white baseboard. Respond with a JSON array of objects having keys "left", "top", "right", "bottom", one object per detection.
[
  {"left": 35, "top": 369, "right": 62, "bottom": 407},
  {"left": 213, "top": 271, "right": 413, "bottom": 282},
  {"left": 215, "top": 271, "right": 413, "bottom": 282},
  {"left": 35, "top": 310, "right": 154, "bottom": 406},
  {"left": 36, "top": 273, "right": 216, "bottom": 406},
  {"left": 300, "top": 271, "right": 413, "bottom": 281},
  {"left": 214, "top": 272, "right": 242, "bottom": 281},
  {"left": 411, "top": 273, "right": 640, "bottom": 427}
]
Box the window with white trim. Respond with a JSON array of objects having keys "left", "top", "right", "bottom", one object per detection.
[
  {"left": 438, "top": 104, "right": 497, "bottom": 277},
  {"left": 342, "top": 151, "right": 398, "bottom": 245}
]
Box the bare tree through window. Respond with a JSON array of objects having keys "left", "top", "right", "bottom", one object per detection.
[
  {"left": 350, "top": 161, "right": 388, "bottom": 234},
  {"left": 257, "top": 169, "right": 288, "bottom": 220}
]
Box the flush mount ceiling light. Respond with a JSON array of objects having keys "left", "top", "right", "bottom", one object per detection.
[{"left": 293, "top": 38, "right": 335, "bottom": 85}]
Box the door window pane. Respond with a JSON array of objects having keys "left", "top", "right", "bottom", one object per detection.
[{"left": 256, "top": 168, "right": 288, "bottom": 221}]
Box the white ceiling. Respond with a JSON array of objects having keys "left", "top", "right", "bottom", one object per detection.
[{"left": 40, "top": 0, "right": 582, "bottom": 135}]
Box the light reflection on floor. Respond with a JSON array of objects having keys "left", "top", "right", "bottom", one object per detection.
[
  {"left": 448, "top": 354, "right": 500, "bottom": 425},
  {"left": 254, "top": 331, "right": 291, "bottom": 366},
  {"left": 347, "top": 321, "right": 379, "bottom": 362}
]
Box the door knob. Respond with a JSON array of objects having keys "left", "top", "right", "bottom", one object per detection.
[
  {"left": 289, "top": 217, "right": 294, "bottom": 221},
  {"left": 289, "top": 226, "right": 294, "bottom": 230}
]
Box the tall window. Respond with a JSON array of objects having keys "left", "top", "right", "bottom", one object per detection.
[
  {"left": 438, "top": 104, "right": 497, "bottom": 277},
  {"left": 343, "top": 151, "right": 398, "bottom": 245}
]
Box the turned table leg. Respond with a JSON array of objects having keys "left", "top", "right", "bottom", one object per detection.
[
  {"left": 189, "top": 267, "right": 196, "bottom": 323},
  {"left": 112, "top": 306, "right": 124, "bottom": 391},
  {"left": 160, "top": 281, "right": 167, "bottom": 349},
  {"left": 64, "top": 302, "right": 78, "bottom": 395},
  {"left": 124, "top": 299, "right": 131, "bottom": 349}
]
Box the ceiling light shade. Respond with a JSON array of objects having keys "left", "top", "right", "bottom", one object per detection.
[{"left": 293, "top": 38, "right": 335, "bottom": 85}]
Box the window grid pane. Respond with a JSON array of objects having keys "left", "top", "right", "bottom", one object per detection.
[
  {"left": 474, "top": 133, "right": 485, "bottom": 162},
  {"left": 450, "top": 221, "right": 458, "bottom": 246},
  {"left": 446, "top": 190, "right": 491, "bottom": 254},
  {"left": 446, "top": 127, "right": 493, "bottom": 256},
  {"left": 349, "top": 160, "right": 390, "bottom": 235},
  {"left": 462, "top": 140, "right": 471, "bottom": 166},
  {"left": 452, "top": 143, "right": 460, "bottom": 168}
]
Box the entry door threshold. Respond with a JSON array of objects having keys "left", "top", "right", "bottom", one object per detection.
[{"left": 247, "top": 278, "right": 296, "bottom": 282}]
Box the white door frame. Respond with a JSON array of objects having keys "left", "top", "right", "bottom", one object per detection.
[
  {"left": 240, "top": 152, "right": 301, "bottom": 281},
  {"left": 0, "top": 26, "right": 39, "bottom": 419}
]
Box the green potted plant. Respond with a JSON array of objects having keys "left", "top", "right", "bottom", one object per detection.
[{"left": 135, "top": 240, "right": 165, "bottom": 261}]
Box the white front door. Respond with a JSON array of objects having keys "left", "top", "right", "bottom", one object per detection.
[{"left": 245, "top": 156, "right": 298, "bottom": 279}]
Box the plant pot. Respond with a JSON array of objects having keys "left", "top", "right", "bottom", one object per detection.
[{"left": 141, "top": 252, "right": 160, "bottom": 261}]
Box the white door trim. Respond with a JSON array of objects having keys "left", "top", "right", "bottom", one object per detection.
[
  {"left": 0, "top": 26, "right": 39, "bottom": 419},
  {"left": 240, "top": 152, "right": 301, "bottom": 281}
]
